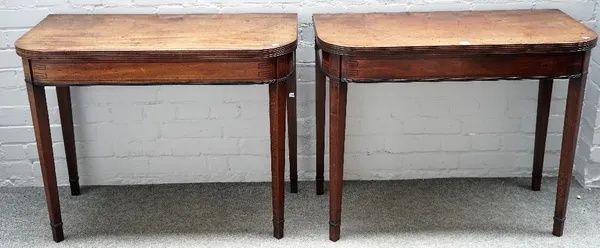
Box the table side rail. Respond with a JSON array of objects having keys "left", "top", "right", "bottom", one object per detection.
[
  {"left": 27, "top": 55, "right": 294, "bottom": 85},
  {"left": 318, "top": 52, "right": 587, "bottom": 82}
]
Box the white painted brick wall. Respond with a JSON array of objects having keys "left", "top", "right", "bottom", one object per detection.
[{"left": 1, "top": 0, "right": 599, "bottom": 187}]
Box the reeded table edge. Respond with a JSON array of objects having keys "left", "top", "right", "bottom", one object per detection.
[
  {"left": 16, "top": 13, "right": 299, "bottom": 61},
  {"left": 16, "top": 41, "right": 298, "bottom": 61},
  {"left": 313, "top": 11, "right": 598, "bottom": 56},
  {"left": 315, "top": 35, "right": 597, "bottom": 56}
]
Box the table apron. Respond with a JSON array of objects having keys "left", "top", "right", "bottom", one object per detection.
[
  {"left": 27, "top": 57, "right": 294, "bottom": 85},
  {"left": 330, "top": 52, "right": 587, "bottom": 82}
]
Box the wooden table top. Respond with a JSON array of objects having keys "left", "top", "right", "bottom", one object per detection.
[
  {"left": 313, "top": 10, "right": 597, "bottom": 55},
  {"left": 16, "top": 14, "right": 298, "bottom": 60}
]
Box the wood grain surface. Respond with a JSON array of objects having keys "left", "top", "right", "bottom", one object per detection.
[
  {"left": 337, "top": 52, "right": 586, "bottom": 81},
  {"left": 314, "top": 10, "right": 597, "bottom": 55},
  {"left": 16, "top": 14, "right": 298, "bottom": 60},
  {"left": 29, "top": 60, "right": 287, "bottom": 85}
]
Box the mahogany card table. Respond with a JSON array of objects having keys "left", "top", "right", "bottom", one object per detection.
[
  {"left": 313, "top": 10, "right": 597, "bottom": 241},
  {"left": 16, "top": 13, "right": 298, "bottom": 242}
]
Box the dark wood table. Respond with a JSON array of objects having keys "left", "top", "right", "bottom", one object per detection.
[
  {"left": 313, "top": 9, "right": 597, "bottom": 241},
  {"left": 15, "top": 14, "right": 298, "bottom": 242}
]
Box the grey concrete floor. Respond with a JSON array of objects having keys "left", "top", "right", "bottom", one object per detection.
[{"left": 0, "top": 178, "right": 598, "bottom": 248}]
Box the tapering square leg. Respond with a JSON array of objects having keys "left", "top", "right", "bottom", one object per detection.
[
  {"left": 270, "top": 56, "right": 288, "bottom": 239},
  {"left": 328, "top": 52, "right": 347, "bottom": 241},
  {"left": 329, "top": 78, "right": 347, "bottom": 241},
  {"left": 532, "top": 79, "right": 553, "bottom": 191},
  {"left": 553, "top": 69, "right": 588, "bottom": 236},
  {"left": 287, "top": 55, "right": 298, "bottom": 193},
  {"left": 56, "top": 86, "right": 80, "bottom": 196},
  {"left": 27, "top": 83, "right": 64, "bottom": 242},
  {"left": 315, "top": 47, "right": 326, "bottom": 195}
]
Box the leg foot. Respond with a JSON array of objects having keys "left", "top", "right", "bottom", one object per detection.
[
  {"left": 69, "top": 177, "right": 81, "bottom": 196},
  {"left": 329, "top": 221, "right": 340, "bottom": 242},
  {"left": 531, "top": 177, "right": 542, "bottom": 191},
  {"left": 553, "top": 217, "right": 565, "bottom": 236},
  {"left": 316, "top": 177, "right": 324, "bottom": 195},
  {"left": 290, "top": 179, "right": 298, "bottom": 194},
  {"left": 50, "top": 222, "right": 64, "bottom": 242},
  {"left": 273, "top": 219, "right": 284, "bottom": 239}
]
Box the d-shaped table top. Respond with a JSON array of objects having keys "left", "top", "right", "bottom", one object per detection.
[
  {"left": 16, "top": 13, "right": 298, "bottom": 60},
  {"left": 313, "top": 9, "right": 597, "bottom": 55}
]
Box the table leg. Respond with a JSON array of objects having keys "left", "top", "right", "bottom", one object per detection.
[
  {"left": 27, "top": 83, "right": 64, "bottom": 242},
  {"left": 270, "top": 80, "right": 287, "bottom": 239},
  {"left": 287, "top": 58, "right": 298, "bottom": 193},
  {"left": 553, "top": 71, "right": 587, "bottom": 236},
  {"left": 315, "top": 47, "right": 326, "bottom": 195},
  {"left": 56, "top": 86, "right": 80, "bottom": 196},
  {"left": 329, "top": 65, "right": 347, "bottom": 241},
  {"left": 532, "top": 79, "right": 553, "bottom": 191}
]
